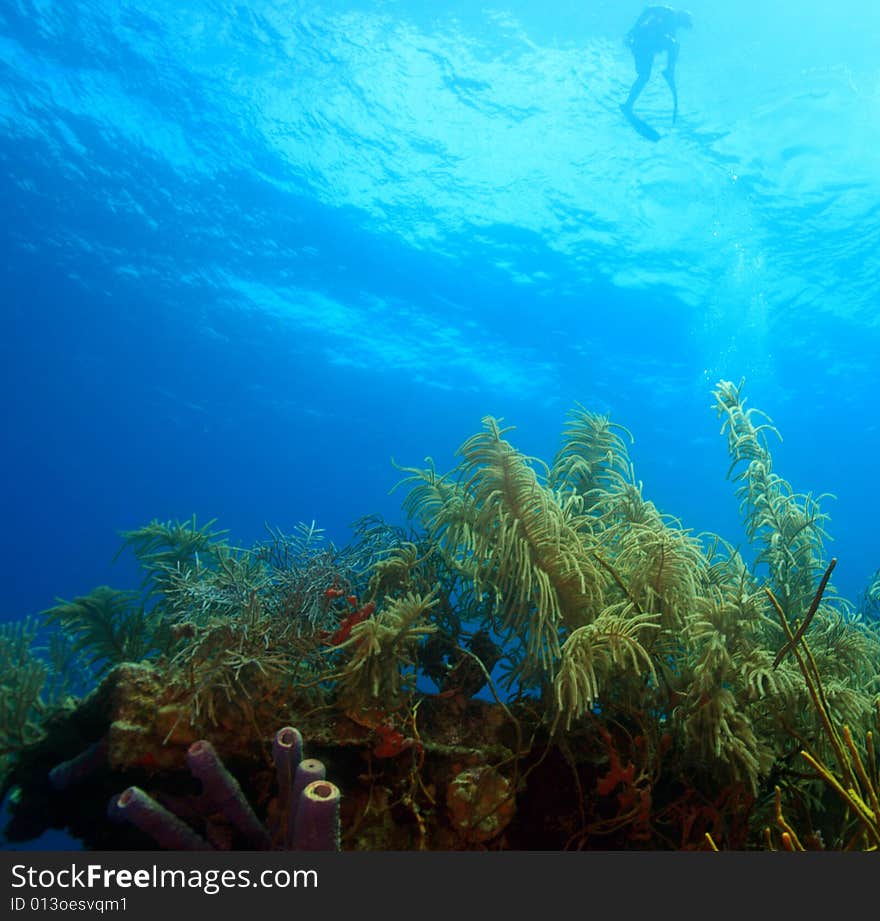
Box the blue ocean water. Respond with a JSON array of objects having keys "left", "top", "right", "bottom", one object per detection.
[{"left": 2, "top": 0, "right": 879, "bottom": 846}]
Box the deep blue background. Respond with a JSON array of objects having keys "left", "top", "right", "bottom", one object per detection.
[
  {"left": 2, "top": 0, "right": 880, "bottom": 846},
  {"left": 3, "top": 0, "right": 879, "bottom": 633}
]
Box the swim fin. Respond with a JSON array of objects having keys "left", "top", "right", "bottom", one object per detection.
[{"left": 620, "top": 104, "right": 660, "bottom": 142}]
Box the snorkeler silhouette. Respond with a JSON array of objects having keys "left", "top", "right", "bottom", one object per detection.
[{"left": 621, "top": 6, "right": 693, "bottom": 139}]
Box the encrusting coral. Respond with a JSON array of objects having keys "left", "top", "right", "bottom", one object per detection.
[{"left": 2, "top": 380, "right": 879, "bottom": 851}]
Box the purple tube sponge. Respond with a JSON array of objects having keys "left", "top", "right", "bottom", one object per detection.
[
  {"left": 286, "top": 757, "right": 325, "bottom": 845},
  {"left": 103, "top": 727, "right": 341, "bottom": 851},
  {"left": 110, "top": 786, "right": 212, "bottom": 851},
  {"left": 272, "top": 726, "right": 303, "bottom": 848},
  {"left": 273, "top": 727, "right": 303, "bottom": 782},
  {"left": 49, "top": 738, "right": 108, "bottom": 791},
  {"left": 272, "top": 726, "right": 302, "bottom": 810},
  {"left": 186, "top": 740, "right": 271, "bottom": 850},
  {"left": 293, "top": 780, "right": 341, "bottom": 851},
  {"left": 292, "top": 758, "right": 326, "bottom": 806}
]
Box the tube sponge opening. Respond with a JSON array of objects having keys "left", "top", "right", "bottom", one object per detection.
[{"left": 293, "top": 779, "right": 341, "bottom": 851}]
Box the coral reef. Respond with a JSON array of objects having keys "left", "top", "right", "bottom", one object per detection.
[{"left": 2, "top": 380, "right": 879, "bottom": 851}]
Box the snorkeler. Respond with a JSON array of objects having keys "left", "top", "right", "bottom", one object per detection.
[{"left": 621, "top": 7, "right": 693, "bottom": 124}]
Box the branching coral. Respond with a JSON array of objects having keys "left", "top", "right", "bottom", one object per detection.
[
  {"left": 765, "top": 574, "right": 880, "bottom": 849},
  {"left": 0, "top": 618, "right": 87, "bottom": 796},
  {"left": 41, "top": 586, "right": 156, "bottom": 677},
  {"left": 329, "top": 591, "right": 438, "bottom": 709},
  {"left": 399, "top": 417, "right": 607, "bottom": 687},
  {"left": 115, "top": 515, "right": 230, "bottom": 599},
  {"left": 711, "top": 380, "right": 880, "bottom": 799},
  {"left": 0, "top": 619, "right": 48, "bottom": 758},
  {"left": 712, "top": 378, "right": 834, "bottom": 619},
  {"left": 549, "top": 405, "right": 634, "bottom": 507},
  {"left": 162, "top": 615, "right": 291, "bottom": 734},
  {"left": 256, "top": 520, "right": 379, "bottom": 628},
  {"left": 552, "top": 603, "right": 659, "bottom": 730}
]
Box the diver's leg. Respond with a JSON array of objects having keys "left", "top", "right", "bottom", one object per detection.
[
  {"left": 622, "top": 74, "right": 649, "bottom": 112},
  {"left": 622, "top": 49, "right": 652, "bottom": 113}
]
